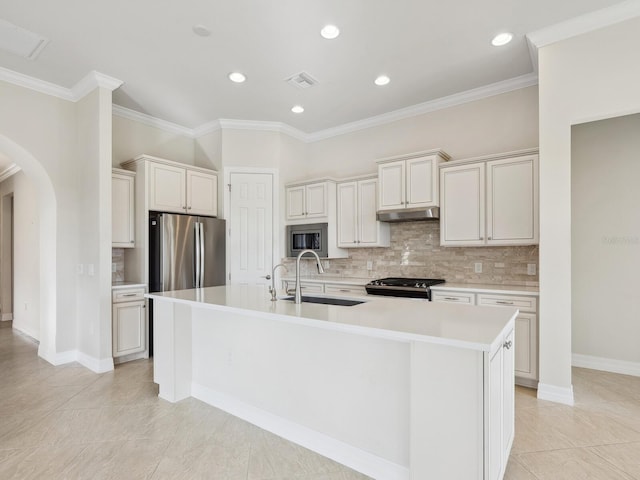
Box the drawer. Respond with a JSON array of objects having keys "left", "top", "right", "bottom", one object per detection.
[
  {"left": 324, "top": 284, "right": 367, "bottom": 296},
  {"left": 477, "top": 294, "right": 537, "bottom": 313},
  {"left": 432, "top": 291, "right": 476, "bottom": 304},
  {"left": 112, "top": 288, "right": 146, "bottom": 303}
]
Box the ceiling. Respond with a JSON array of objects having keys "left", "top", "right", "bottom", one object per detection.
[{"left": 0, "top": 0, "right": 628, "bottom": 134}]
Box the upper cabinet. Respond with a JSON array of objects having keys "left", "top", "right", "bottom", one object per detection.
[
  {"left": 112, "top": 168, "right": 135, "bottom": 248},
  {"left": 337, "top": 177, "right": 389, "bottom": 248},
  {"left": 440, "top": 149, "right": 539, "bottom": 246},
  {"left": 377, "top": 150, "right": 450, "bottom": 211},
  {"left": 286, "top": 180, "right": 329, "bottom": 221},
  {"left": 123, "top": 155, "right": 218, "bottom": 218},
  {"left": 148, "top": 160, "right": 217, "bottom": 216}
]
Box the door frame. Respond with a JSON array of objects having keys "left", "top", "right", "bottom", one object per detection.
[{"left": 223, "top": 167, "right": 279, "bottom": 285}]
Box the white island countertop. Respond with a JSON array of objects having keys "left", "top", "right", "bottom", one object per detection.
[{"left": 148, "top": 285, "right": 517, "bottom": 352}]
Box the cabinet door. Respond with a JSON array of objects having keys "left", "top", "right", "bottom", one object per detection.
[
  {"left": 359, "top": 178, "right": 384, "bottom": 246},
  {"left": 514, "top": 312, "right": 537, "bottom": 380},
  {"left": 305, "top": 183, "right": 327, "bottom": 218},
  {"left": 502, "top": 329, "right": 515, "bottom": 467},
  {"left": 187, "top": 170, "right": 217, "bottom": 217},
  {"left": 378, "top": 160, "right": 405, "bottom": 211},
  {"left": 113, "top": 301, "right": 146, "bottom": 357},
  {"left": 440, "top": 163, "right": 485, "bottom": 246},
  {"left": 286, "top": 186, "right": 306, "bottom": 220},
  {"left": 112, "top": 173, "right": 135, "bottom": 248},
  {"left": 406, "top": 156, "right": 437, "bottom": 207},
  {"left": 487, "top": 155, "right": 538, "bottom": 245},
  {"left": 337, "top": 182, "right": 358, "bottom": 247},
  {"left": 149, "top": 162, "right": 186, "bottom": 213}
]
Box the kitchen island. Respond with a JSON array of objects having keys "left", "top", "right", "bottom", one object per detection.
[{"left": 148, "top": 286, "right": 517, "bottom": 480}]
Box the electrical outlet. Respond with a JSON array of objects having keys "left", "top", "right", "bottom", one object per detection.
[
  {"left": 366, "top": 260, "right": 373, "bottom": 271},
  {"left": 111, "top": 263, "right": 117, "bottom": 273},
  {"left": 527, "top": 264, "right": 537, "bottom": 275},
  {"left": 474, "top": 262, "right": 482, "bottom": 274},
  {"left": 323, "top": 260, "right": 330, "bottom": 270}
]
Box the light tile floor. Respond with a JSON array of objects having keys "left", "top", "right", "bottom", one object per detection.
[{"left": 2, "top": 321, "right": 640, "bottom": 479}]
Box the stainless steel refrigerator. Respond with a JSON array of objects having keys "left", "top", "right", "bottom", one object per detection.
[{"left": 148, "top": 212, "right": 226, "bottom": 293}]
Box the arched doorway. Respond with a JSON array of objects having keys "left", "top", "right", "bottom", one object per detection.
[{"left": 0, "top": 134, "right": 57, "bottom": 361}]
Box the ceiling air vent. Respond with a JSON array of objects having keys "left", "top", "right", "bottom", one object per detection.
[
  {"left": 286, "top": 71, "right": 319, "bottom": 89},
  {"left": 0, "top": 18, "right": 49, "bottom": 60}
]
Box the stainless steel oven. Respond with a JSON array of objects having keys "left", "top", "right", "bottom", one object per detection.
[{"left": 286, "top": 223, "right": 328, "bottom": 258}]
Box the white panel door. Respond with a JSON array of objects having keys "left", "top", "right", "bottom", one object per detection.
[
  {"left": 378, "top": 160, "right": 405, "bottom": 210},
  {"left": 229, "top": 173, "right": 273, "bottom": 286},
  {"left": 407, "top": 156, "right": 436, "bottom": 207},
  {"left": 305, "top": 182, "right": 327, "bottom": 218},
  {"left": 440, "top": 163, "right": 485, "bottom": 246},
  {"left": 337, "top": 182, "right": 358, "bottom": 247},
  {"left": 358, "top": 178, "right": 379, "bottom": 245},
  {"left": 487, "top": 155, "right": 538, "bottom": 245},
  {"left": 149, "top": 162, "right": 186, "bottom": 213},
  {"left": 187, "top": 170, "right": 217, "bottom": 217}
]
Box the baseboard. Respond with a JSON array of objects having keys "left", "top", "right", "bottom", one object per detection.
[
  {"left": 113, "top": 350, "right": 148, "bottom": 365},
  {"left": 1, "top": 313, "right": 13, "bottom": 321},
  {"left": 191, "top": 383, "right": 409, "bottom": 480},
  {"left": 77, "top": 351, "right": 114, "bottom": 373},
  {"left": 515, "top": 376, "right": 538, "bottom": 389},
  {"left": 537, "top": 382, "right": 574, "bottom": 406},
  {"left": 572, "top": 353, "right": 640, "bottom": 377},
  {"left": 11, "top": 322, "right": 39, "bottom": 341},
  {"left": 37, "top": 348, "right": 114, "bottom": 373}
]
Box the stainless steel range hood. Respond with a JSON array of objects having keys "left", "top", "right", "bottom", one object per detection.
[{"left": 376, "top": 206, "right": 440, "bottom": 222}]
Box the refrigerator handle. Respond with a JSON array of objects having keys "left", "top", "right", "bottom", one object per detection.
[
  {"left": 200, "top": 222, "right": 205, "bottom": 286},
  {"left": 195, "top": 222, "right": 201, "bottom": 288}
]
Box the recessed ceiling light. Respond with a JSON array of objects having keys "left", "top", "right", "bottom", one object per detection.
[
  {"left": 291, "top": 105, "right": 304, "bottom": 114},
  {"left": 491, "top": 32, "right": 513, "bottom": 47},
  {"left": 320, "top": 24, "right": 340, "bottom": 40},
  {"left": 192, "top": 24, "right": 212, "bottom": 37},
  {"left": 228, "top": 72, "right": 246, "bottom": 83},
  {"left": 374, "top": 75, "right": 390, "bottom": 86}
]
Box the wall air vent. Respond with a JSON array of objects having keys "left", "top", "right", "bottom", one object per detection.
[
  {"left": 286, "top": 71, "right": 319, "bottom": 89},
  {"left": 0, "top": 18, "right": 49, "bottom": 60}
]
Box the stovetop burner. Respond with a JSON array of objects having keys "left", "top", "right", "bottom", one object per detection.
[{"left": 365, "top": 277, "right": 446, "bottom": 300}]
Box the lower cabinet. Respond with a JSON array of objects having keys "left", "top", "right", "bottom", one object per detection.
[
  {"left": 282, "top": 280, "right": 367, "bottom": 296},
  {"left": 112, "top": 287, "right": 147, "bottom": 360},
  {"left": 433, "top": 288, "right": 538, "bottom": 386}
]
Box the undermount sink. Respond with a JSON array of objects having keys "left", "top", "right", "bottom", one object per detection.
[{"left": 282, "top": 295, "right": 365, "bottom": 307}]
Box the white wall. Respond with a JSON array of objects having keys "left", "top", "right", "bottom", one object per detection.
[
  {"left": 0, "top": 172, "right": 39, "bottom": 337},
  {"left": 538, "top": 17, "right": 640, "bottom": 403},
  {"left": 305, "top": 87, "right": 539, "bottom": 179},
  {"left": 571, "top": 114, "right": 640, "bottom": 366},
  {"left": 112, "top": 115, "right": 195, "bottom": 167}
]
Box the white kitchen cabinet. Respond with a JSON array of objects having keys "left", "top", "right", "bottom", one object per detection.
[
  {"left": 440, "top": 149, "right": 538, "bottom": 247},
  {"left": 112, "top": 286, "right": 146, "bottom": 360},
  {"left": 431, "top": 290, "right": 476, "bottom": 304},
  {"left": 377, "top": 150, "right": 450, "bottom": 211},
  {"left": 286, "top": 181, "right": 328, "bottom": 221},
  {"left": 337, "top": 177, "right": 389, "bottom": 248},
  {"left": 147, "top": 158, "right": 218, "bottom": 217},
  {"left": 112, "top": 169, "right": 135, "bottom": 248},
  {"left": 478, "top": 293, "right": 538, "bottom": 384},
  {"left": 324, "top": 284, "right": 367, "bottom": 296}
]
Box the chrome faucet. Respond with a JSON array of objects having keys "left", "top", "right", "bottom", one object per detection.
[
  {"left": 268, "top": 264, "right": 288, "bottom": 301},
  {"left": 295, "top": 249, "right": 325, "bottom": 304}
]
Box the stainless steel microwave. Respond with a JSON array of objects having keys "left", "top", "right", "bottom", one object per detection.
[{"left": 286, "top": 223, "right": 328, "bottom": 258}]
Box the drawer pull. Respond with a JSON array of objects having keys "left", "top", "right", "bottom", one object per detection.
[
  {"left": 503, "top": 340, "right": 513, "bottom": 349},
  {"left": 339, "top": 289, "right": 350, "bottom": 292},
  {"left": 444, "top": 297, "right": 459, "bottom": 301},
  {"left": 496, "top": 300, "right": 514, "bottom": 305},
  {"left": 122, "top": 293, "right": 139, "bottom": 297}
]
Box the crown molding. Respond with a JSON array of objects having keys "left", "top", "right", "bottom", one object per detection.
[
  {"left": 192, "top": 119, "right": 221, "bottom": 137},
  {"left": 71, "top": 70, "right": 123, "bottom": 99},
  {"left": 306, "top": 73, "right": 539, "bottom": 142},
  {"left": 215, "top": 119, "right": 309, "bottom": 142},
  {"left": 0, "top": 163, "right": 22, "bottom": 182},
  {"left": 112, "top": 104, "right": 196, "bottom": 137},
  {"left": 0, "top": 66, "right": 74, "bottom": 101},
  {"left": 527, "top": 0, "right": 640, "bottom": 70}
]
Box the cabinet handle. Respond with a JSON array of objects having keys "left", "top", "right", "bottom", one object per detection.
[
  {"left": 503, "top": 340, "right": 513, "bottom": 349},
  {"left": 479, "top": 236, "right": 484, "bottom": 240},
  {"left": 496, "top": 301, "right": 514, "bottom": 305},
  {"left": 182, "top": 206, "right": 186, "bottom": 209},
  {"left": 122, "top": 293, "right": 138, "bottom": 297},
  {"left": 142, "top": 305, "right": 146, "bottom": 309},
  {"left": 130, "top": 240, "right": 134, "bottom": 243},
  {"left": 188, "top": 206, "right": 192, "bottom": 210},
  {"left": 488, "top": 236, "right": 492, "bottom": 240},
  {"left": 357, "top": 240, "right": 361, "bottom": 244},
  {"left": 444, "top": 297, "right": 459, "bottom": 301},
  {"left": 339, "top": 289, "right": 350, "bottom": 292},
  {"left": 353, "top": 240, "right": 357, "bottom": 243}
]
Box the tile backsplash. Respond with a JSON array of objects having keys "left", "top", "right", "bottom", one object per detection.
[
  {"left": 112, "top": 248, "right": 125, "bottom": 282},
  {"left": 284, "top": 221, "right": 539, "bottom": 286}
]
